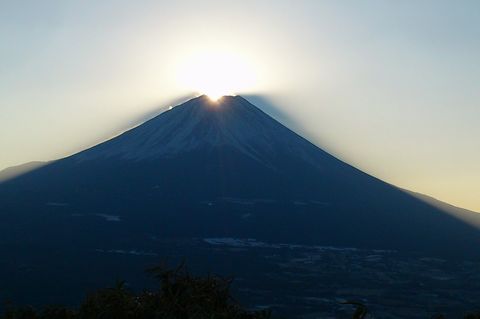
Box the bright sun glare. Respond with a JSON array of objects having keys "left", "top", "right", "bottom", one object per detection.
[{"left": 176, "top": 50, "right": 257, "bottom": 101}]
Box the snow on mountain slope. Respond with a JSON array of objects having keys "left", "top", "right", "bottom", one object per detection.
[{"left": 73, "top": 95, "right": 331, "bottom": 168}]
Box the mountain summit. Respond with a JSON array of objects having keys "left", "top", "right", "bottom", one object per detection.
[
  {"left": 75, "top": 95, "right": 326, "bottom": 168},
  {"left": 1, "top": 95, "right": 479, "bottom": 256}
]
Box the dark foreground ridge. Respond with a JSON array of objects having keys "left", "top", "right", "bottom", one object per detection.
[
  {"left": 2, "top": 264, "right": 479, "bottom": 319},
  {"left": 2, "top": 263, "right": 271, "bottom": 319}
]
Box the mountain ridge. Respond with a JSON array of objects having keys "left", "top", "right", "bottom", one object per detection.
[
  {"left": 2, "top": 95, "right": 478, "bottom": 214},
  {"left": 1, "top": 94, "right": 479, "bottom": 257}
]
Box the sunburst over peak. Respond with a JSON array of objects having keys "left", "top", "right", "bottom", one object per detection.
[{"left": 176, "top": 50, "right": 257, "bottom": 101}]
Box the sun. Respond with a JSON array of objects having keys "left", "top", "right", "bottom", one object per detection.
[
  {"left": 176, "top": 50, "right": 257, "bottom": 100},
  {"left": 205, "top": 93, "right": 223, "bottom": 102}
]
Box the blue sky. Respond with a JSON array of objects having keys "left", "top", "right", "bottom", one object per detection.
[{"left": 1, "top": 0, "right": 479, "bottom": 211}]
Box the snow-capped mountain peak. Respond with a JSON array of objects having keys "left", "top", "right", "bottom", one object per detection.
[{"left": 74, "top": 95, "right": 324, "bottom": 166}]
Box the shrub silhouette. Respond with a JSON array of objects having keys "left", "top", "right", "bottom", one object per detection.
[
  {"left": 340, "top": 301, "right": 368, "bottom": 319},
  {"left": 2, "top": 262, "right": 270, "bottom": 319},
  {"left": 3, "top": 264, "right": 480, "bottom": 318}
]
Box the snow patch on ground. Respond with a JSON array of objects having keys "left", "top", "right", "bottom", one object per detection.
[
  {"left": 203, "top": 238, "right": 394, "bottom": 253},
  {"left": 293, "top": 201, "right": 308, "bottom": 206},
  {"left": 46, "top": 202, "right": 69, "bottom": 207},
  {"left": 96, "top": 214, "right": 121, "bottom": 222},
  {"left": 309, "top": 200, "right": 331, "bottom": 206},
  {"left": 95, "top": 249, "right": 157, "bottom": 257}
]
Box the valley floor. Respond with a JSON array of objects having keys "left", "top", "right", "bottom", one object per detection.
[{"left": 2, "top": 234, "right": 480, "bottom": 318}]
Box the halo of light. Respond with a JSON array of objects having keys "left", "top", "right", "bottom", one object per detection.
[{"left": 176, "top": 50, "right": 257, "bottom": 99}]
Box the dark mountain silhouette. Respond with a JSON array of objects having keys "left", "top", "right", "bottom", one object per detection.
[{"left": 1, "top": 95, "right": 479, "bottom": 257}]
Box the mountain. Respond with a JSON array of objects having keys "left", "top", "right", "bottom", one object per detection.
[
  {"left": 1, "top": 95, "right": 479, "bottom": 257},
  {"left": 0, "top": 161, "right": 46, "bottom": 183}
]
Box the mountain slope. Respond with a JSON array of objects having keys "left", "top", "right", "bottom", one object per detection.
[
  {"left": 0, "top": 161, "right": 46, "bottom": 183},
  {"left": 0, "top": 95, "right": 479, "bottom": 257}
]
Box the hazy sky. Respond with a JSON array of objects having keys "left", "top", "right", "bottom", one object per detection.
[{"left": 1, "top": 0, "right": 479, "bottom": 211}]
